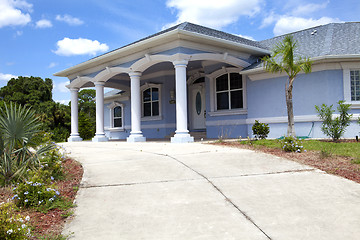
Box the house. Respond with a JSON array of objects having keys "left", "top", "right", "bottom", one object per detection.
[{"left": 54, "top": 22, "right": 360, "bottom": 142}]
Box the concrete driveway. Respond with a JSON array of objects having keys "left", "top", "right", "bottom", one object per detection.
[{"left": 60, "top": 141, "right": 360, "bottom": 240}]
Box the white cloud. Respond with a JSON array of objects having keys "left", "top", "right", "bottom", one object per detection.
[
  {"left": 0, "top": 73, "right": 17, "bottom": 81},
  {"left": 48, "top": 62, "right": 58, "bottom": 68},
  {"left": 260, "top": 11, "right": 278, "bottom": 29},
  {"left": 54, "top": 38, "right": 109, "bottom": 56},
  {"left": 237, "top": 34, "right": 255, "bottom": 41},
  {"left": 273, "top": 16, "right": 341, "bottom": 36},
  {"left": 54, "top": 80, "right": 70, "bottom": 93},
  {"left": 55, "top": 99, "right": 70, "bottom": 105},
  {"left": 165, "top": 0, "right": 263, "bottom": 29},
  {"left": 0, "top": 0, "right": 32, "bottom": 28},
  {"left": 56, "top": 14, "right": 84, "bottom": 26},
  {"left": 291, "top": 1, "right": 329, "bottom": 16},
  {"left": 35, "top": 19, "right": 52, "bottom": 28}
]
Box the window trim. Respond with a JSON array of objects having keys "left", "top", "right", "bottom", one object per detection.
[
  {"left": 208, "top": 68, "right": 247, "bottom": 115},
  {"left": 107, "top": 101, "right": 124, "bottom": 130},
  {"left": 342, "top": 63, "right": 360, "bottom": 109},
  {"left": 140, "top": 83, "right": 162, "bottom": 121}
]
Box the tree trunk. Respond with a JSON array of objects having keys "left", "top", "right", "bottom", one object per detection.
[{"left": 286, "top": 79, "right": 296, "bottom": 137}]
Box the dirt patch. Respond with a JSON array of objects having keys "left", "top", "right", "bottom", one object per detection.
[{"left": 214, "top": 141, "right": 360, "bottom": 184}]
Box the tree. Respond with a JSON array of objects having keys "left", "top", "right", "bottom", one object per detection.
[
  {"left": 78, "top": 89, "right": 96, "bottom": 140},
  {"left": 262, "top": 35, "right": 312, "bottom": 137},
  {"left": 315, "top": 100, "right": 352, "bottom": 141}
]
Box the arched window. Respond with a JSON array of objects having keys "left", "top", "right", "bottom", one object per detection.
[
  {"left": 113, "top": 106, "right": 122, "bottom": 128},
  {"left": 143, "top": 87, "right": 159, "bottom": 117},
  {"left": 216, "top": 73, "right": 243, "bottom": 110}
]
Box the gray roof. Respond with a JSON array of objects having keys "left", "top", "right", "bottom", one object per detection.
[
  {"left": 104, "top": 89, "right": 124, "bottom": 98},
  {"left": 244, "top": 22, "right": 360, "bottom": 71},
  {"left": 90, "top": 22, "right": 265, "bottom": 61}
]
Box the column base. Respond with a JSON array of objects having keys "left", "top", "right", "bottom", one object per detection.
[
  {"left": 92, "top": 134, "right": 108, "bottom": 142},
  {"left": 68, "top": 134, "right": 83, "bottom": 142},
  {"left": 127, "top": 134, "right": 146, "bottom": 142},
  {"left": 171, "top": 133, "right": 194, "bottom": 143}
]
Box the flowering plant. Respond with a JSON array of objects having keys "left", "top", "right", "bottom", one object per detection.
[
  {"left": 280, "top": 136, "right": 306, "bottom": 153},
  {"left": 0, "top": 202, "right": 31, "bottom": 239}
]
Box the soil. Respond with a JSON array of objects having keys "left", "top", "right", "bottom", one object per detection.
[
  {"left": 0, "top": 158, "right": 83, "bottom": 239},
  {"left": 213, "top": 141, "right": 360, "bottom": 184}
]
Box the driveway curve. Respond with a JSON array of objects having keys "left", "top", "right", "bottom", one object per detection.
[{"left": 60, "top": 141, "right": 360, "bottom": 240}]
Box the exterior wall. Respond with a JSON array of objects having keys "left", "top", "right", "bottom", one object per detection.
[{"left": 246, "top": 69, "right": 360, "bottom": 139}]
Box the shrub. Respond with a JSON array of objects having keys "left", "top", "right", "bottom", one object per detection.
[
  {"left": 280, "top": 136, "right": 306, "bottom": 152},
  {"left": 252, "top": 120, "right": 270, "bottom": 139},
  {"left": 315, "top": 100, "right": 352, "bottom": 142},
  {"left": 12, "top": 180, "right": 60, "bottom": 210},
  {"left": 0, "top": 202, "right": 31, "bottom": 239}
]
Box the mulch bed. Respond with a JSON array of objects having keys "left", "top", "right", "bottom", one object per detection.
[
  {"left": 214, "top": 141, "right": 360, "bottom": 184},
  {"left": 0, "top": 158, "right": 83, "bottom": 239}
]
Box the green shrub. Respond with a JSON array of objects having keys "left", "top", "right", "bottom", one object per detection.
[
  {"left": 12, "top": 180, "right": 60, "bottom": 210},
  {"left": 315, "top": 100, "right": 352, "bottom": 142},
  {"left": 252, "top": 120, "right": 270, "bottom": 139},
  {"left": 0, "top": 202, "right": 31, "bottom": 239},
  {"left": 280, "top": 136, "right": 306, "bottom": 152}
]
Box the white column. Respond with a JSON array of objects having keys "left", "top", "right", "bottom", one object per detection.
[
  {"left": 127, "top": 71, "right": 146, "bottom": 142},
  {"left": 68, "top": 88, "right": 82, "bottom": 142},
  {"left": 92, "top": 81, "right": 108, "bottom": 142},
  {"left": 171, "top": 60, "right": 194, "bottom": 143}
]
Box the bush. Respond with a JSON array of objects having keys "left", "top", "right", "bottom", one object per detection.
[
  {"left": 12, "top": 180, "right": 60, "bottom": 210},
  {"left": 315, "top": 100, "right": 352, "bottom": 142},
  {"left": 252, "top": 120, "right": 270, "bottom": 139},
  {"left": 0, "top": 202, "right": 31, "bottom": 239},
  {"left": 280, "top": 136, "right": 306, "bottom": 152}
]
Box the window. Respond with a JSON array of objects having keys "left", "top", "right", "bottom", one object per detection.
[
  {"left": 143, "top": 87, "right": 159, "bottom": 117},
  {"left": 113, "top": 106, "right": 122, "bottom": 128},
  {"left": 216, "top": 73, "right": 243, "bottom": 110},
  {"left": 350, "top": 70, "right": 360, "bottom": 101}
]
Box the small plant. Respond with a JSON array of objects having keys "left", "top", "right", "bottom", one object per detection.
[
  {"left": 252, "top": 120, "right": 270, "bottom": 139},
  {"left": 280, "top": 136, "right": 306, "bottom": 152},
  {"left": 319, "top": 146, "right": 334, "bottom": 159},
  {"left": 12, "top": 180, "right": 60, "bottom": 210},
  {"left": 315, "top": 100, "right": 352, "bottom": 142},
  {"left": 0, "top": 202, "right": 31, "bottom": 239}
]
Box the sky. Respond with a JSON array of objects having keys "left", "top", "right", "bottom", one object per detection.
[{"left": 0, "top": 0, "right": 359, "bottom": 104}]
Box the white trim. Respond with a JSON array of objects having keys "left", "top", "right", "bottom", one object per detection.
[
  {"left": 107, "top": 102, "right": 124, "bottom": 130},
  {"left": 341, "top": 63, "right": 360, "bottom": 108},
  {"left": 140, "top": 83, "right": 162, "bottom": 119},
  {"left": 208, "top": 68, "right": 246, "bottom": 114},
  {"left": 205, "top": 114, "right": 360, "bottom": 126}
]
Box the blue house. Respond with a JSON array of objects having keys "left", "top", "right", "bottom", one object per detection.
[{"left": 54, "top": 22, "right": 360, "bottom": 142}]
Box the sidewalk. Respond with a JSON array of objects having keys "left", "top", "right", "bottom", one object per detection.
[{"left": 60, "top": 141, "right": 360, "bottom": 240}]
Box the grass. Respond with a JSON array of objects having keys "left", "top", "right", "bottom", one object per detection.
[{"left": 240, "top": 139, "right": 360, "bottom": 159}]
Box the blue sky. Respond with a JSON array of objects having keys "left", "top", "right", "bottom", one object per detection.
[{"left": 0, "top": 0, "right": 359, "bottom": 104}]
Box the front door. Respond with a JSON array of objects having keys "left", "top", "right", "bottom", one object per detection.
[{"left": 190, "top": 83, "right": 206, "bottom": 130}]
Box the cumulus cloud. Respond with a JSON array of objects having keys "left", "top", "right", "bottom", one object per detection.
[
  {"left": 56, "top": 14, "right": 84, "bottom": 26},
  {"left": 273, "top": 16, "right": 341, "bottom": 36},
  {"left": 0, "top": 73, "right": 17, "bottom": 81},
  {"left": 237, "top": 34, "right": 255, "bottom": 41},
  {"left": 35, "top": 19, "right": 52, "bottom": 28},
  {"left": 54, "top": 80, "right": 70, "bottom": 93},
  {"left": 54, "top": 38, "right": 109, "bottom": 56},
  {"left": 165, "top": 0, "right": 263, "bottom": 29},
  {"left": 0, "top": 0, "right": 32, "bottom": 28},
  {"left": 55, "top": 99, "right": 70, "bottom": 105}
]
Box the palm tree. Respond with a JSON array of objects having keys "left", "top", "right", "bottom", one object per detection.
[
  {"left": 262, "top": 35, "right": 312, "bottom": 137},
  {"left": 0, "top": 103, "right": 52, "bottom": 185}
]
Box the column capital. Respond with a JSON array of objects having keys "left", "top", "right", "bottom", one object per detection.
[
  {"left": 94, "top": 81, "right": 106, "bottom": 87},
  {"left": 173, "top": 59, "right": 188, "bottom": 67},
  {"left": 70, "top": 87, "right": 80, "bottom": 92},
  {"left": 129, "top": 71, "right": 142, "bottom": 78}
]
